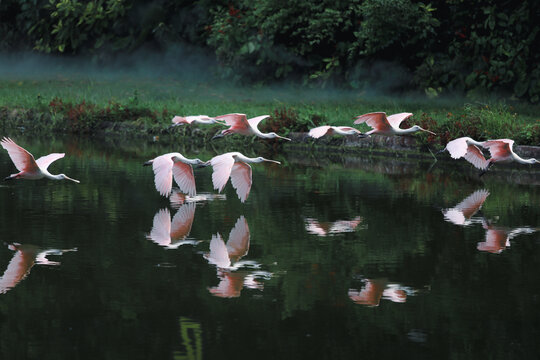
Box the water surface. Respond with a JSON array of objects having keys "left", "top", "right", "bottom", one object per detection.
[{"left": 0, "top": 135, "right": 539, "bottom": 359}]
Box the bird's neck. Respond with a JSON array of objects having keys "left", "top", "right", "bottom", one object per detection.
[
  {"left": 395, "top": 127, "right": 419, "bottom": 135},
  {"left": 513, "top": 154, "right": 537, "bottom": 164}
]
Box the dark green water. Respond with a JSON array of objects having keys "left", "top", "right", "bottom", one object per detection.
[{"left": 0, "top": 136, "right": 539, "bottom": 359}]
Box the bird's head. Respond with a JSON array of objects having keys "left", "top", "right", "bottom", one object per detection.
[
  {"left": 193, "top": 158, "right": 210, "bottom": 167},
  {"left": 257, "top": 157, "right": 281, "bottom": 165},
  {"left": 269, "top": 133, "right": 291, "bottom": 141}
]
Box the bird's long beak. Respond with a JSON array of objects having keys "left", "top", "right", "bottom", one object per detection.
[
  {"left": 421, "top": 128, "right": 437, "bottom": 136},
  {"left": 66, "top": 176, "right": 80, "bottom": 183},
  {"left": 263, "top": 159, "right": 281, "bottom": 164},
  {"left": 277, "top": 135, "right": 292, "bottom": 141}
]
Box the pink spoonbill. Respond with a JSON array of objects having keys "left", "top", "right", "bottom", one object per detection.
[
  {"left": 211, "top": 113, "right": 291, "bottom": 141},
  {"left": 480, "top": 139, "right": 539, "bottom": 176},
  {"left": 143, "top": 152, "right": 207, "bottom": 197},
  {"left": 439, "top": 137, "right": 489, "bottom": 170},
  {"left": 209, "top": 152, "right": 280, "bottom": 203},
  {"left": 353, "top": 112, "right": 436, "bottom": 136},
  {"left": 172, "top": 115, "right": 225, "bottom": 126},
  {"left": 308, "top": 125, "right": 368, "bottom": 139},
  {"left": 1, "top": 137, "right": 80, "bottom": 183}
]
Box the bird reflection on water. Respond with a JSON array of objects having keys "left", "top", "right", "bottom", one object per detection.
[
  {"left": 203, "top": 215, "right": 272, "bottom": 298},
  {"left": 0, "top": 243, "right": 76, "bottom": 294}
]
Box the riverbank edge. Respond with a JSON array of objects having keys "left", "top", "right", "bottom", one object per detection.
[{"left": 1, "top": 107, "right": 540, "bottom": 160}]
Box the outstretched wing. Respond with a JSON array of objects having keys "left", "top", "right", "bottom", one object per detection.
[
  {"left": 445, "top": 137, "right": 469, "bottom": 159},
  {"left": 0, "top": 137, "right": 39, "bottom": 173},
  {"left": 230, "top": 162, "right": 252, "bottom": 203},
  {"left": 151, "top": 155, "right": 174, "bottom": 197},
  {"left": 247, "top": 115, "right": 271, "bottom": 129},
  {"left": 482, "top": 139, "right": 514, "bottom": 159},
  {"left": 308, "top": 126, "right": 332, "bottom": 138},
  {"left": 226, "top": 216, "right": 250, "bottom": 260},
  {"left": 353, "top": 112, "right": 391, "bottom": 132},
  {"left": 386, "top": 113, "right": 413, "bottom": 128},
  {"left": 35, "top": 153, "right": 65, "bottom": 171},
  {"left": 171, "top": 159, "right": 196, "bottom": 196},
  {"left": 215, "top": 113, "right": 248, "bottom": 127},
  {"left": 463, "top": 144, "right": 489, "bottom": 170},
  {"left": 210, "top": 153, "right": 235, "bottom": 192}
]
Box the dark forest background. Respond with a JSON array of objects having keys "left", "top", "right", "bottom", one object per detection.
[{"left": 1, "top": 0, "right": 539, "bottom": 103}]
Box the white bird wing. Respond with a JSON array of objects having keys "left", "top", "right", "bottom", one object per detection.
[
  {"left": 386, "top": 112, "right": 413, "bottom": 128},
  {"left": 247, "top": 115, "right": 271, "bottom": 129},
  {"left": 463, "top": 144, "right": 489, "bottom": 170},
  {"left": 35, "top": 153, "right": 66, "bottom": 171},
  {"left": 0, "top": 137, "right": 39, "bottom": 173},
  {"left": 308, "top": 126, "right": 332, "bottom": 138},
  {"left": 151, "top": 155, "right": 174, "bottom": 197},
  {"left": 170, "top": 203, "right": 196, "bottom": 241},
  {"left": 171, "top": 159, "right": 196, "bottom": 196},
  {"left": 147, "top": 208, "right": 172, "bottom": 246},
  {"left": 226, "top": 216, "right": 250, "bottom": 260},
  {"left": 207, "top": 234, "right": 231, "bottom": 269},
  {"left": 210, "top": 153, "right": 235, "bottom": 192},
  {"left": 353, "top": 112, "right": 392, "bottom": 132},
  {"left": 230, "top": 162, "right": 252, "bottom": 203},
  {"left": 445, "top": 137, "right": 469, "bottom": 159}
]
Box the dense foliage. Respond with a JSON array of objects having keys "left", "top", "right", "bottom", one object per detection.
[{"left": 1, "top": 0, "right": 539, "bottom": 102}]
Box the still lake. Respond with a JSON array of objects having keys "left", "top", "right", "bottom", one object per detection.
[{"left": 0, "top": 135, "right": 539, "bottom": 359}]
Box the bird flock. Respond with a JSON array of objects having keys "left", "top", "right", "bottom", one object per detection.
[{"left": 1, "top": 110, "right": 538, "bottom": 203}]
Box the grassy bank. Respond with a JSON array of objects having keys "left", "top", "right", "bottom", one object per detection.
[{"left": 1, "top": 77, "right": 539, "bottom": 148}]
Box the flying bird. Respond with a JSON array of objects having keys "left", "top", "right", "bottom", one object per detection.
[
  {"left": 308, "top": 125, "right": 368, "bottom": 139},
  {"left": 172, "top": 115, "right": 224, "bottom": 126},
  {"left": 146, "top": 204, "right": 199, "bottom": 249},
  {"left": 143, "top": 152, "right": 207, "bottom": 197},
  {"left": 209, "top": 152, "right": 280, "bottom": 203},
  {"left": 439, "top": 137, "right": 489, "bottom": 170},
  {"left": 211, "top": 113, "right": 291, "bottom": 141},
  {"left": 353, "top": 112, "right": 436, "bottom": 136},
  {"left": 480, "top": 139, "right": 539, "bottom": 176},
  {"left": 1, "top": 137, "right": 80, "bottom": 183},
  {"left": 442, "top": 189, "right": 490, "bottom": 226}
]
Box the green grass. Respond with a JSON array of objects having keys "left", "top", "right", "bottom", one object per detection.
[{"left": 0, "top": 77, "right": 539, "bottom": 146}]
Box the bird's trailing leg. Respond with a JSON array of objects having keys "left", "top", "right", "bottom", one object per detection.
[
  {"left": 211, "top": 131, "right": 225, "bottom": 140},
  {"left": 4, "top": 175, "right": 13, "bottom": 181}
]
